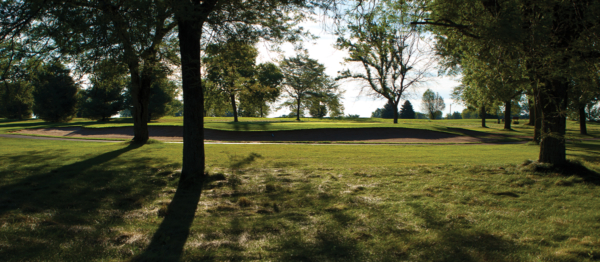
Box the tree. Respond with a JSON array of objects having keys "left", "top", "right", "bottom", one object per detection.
[
  {"left": 0, "top": 0, "right": 180, "bottom": 141},
  {"left": 399, "top": 100, "right": 415, "bottom": 119},
  {"left": 204, "top": 40, "right": 258, "bottom": 122},
  {"left": 381, "top": 101, "right": 397, "bottom": 119},
  {"left": 174, "top": 0, "right": 315, "bottom": 184},
  {"left": 424, "top": 0, "right": 600, "bottom": 165},
  {"left": 32, "top": 63, "right": 79, "bottom": 123},
  {"left": 371, "top": 108, "right": 383, "bottom": 118},
  {"left": 238, "top": 62, "right": 283, "bottom": 118},
  {"left": 421, "top": 89, "right": 445, "bottom": 120},
  {"left": 336, "top": 1, "right": 434, "bottom": 124},
  {"left": 124, "top": 71, "right": 180, "bottom": 121},
  {"left": 280, "top": 53, "right": 339, "bottom": 121},
  {"left": 148, "top": 77, "right": 180, "bottom": 121},
  {"left": 80, "top": 60, "right": 127, "bottom": 121},
  {"left": 0, "top": 81, "right": 33, "bottom": 119}
]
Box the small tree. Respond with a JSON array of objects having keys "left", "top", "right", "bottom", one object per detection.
[
  {"left": 32, "top": 63, "right": 79, "bottom": 123},
  {"left": 204, "top": 40, "right": 258, "bottom": 122},
  {"left": 238, "top": 62, "right": 283, "bottom": 118},
  {"left": 280, "top": 53, "right": 340, "bottom": 121},
  {"left": 399, "top": 100, "right": 415, "bottom": 119},
  {"left": 421, "top": 89, "right": 445, "bottom": 120}
]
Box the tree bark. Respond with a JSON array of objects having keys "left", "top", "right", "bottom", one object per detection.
[
  {"left": 527, "top": 97, "right": 534, "bottom": 126},
  {"left": 393, "top": 102, "right": 398, "bottom": 124},
  {"left": 579, "top": 106, "right": 587, "bottom": 135},
  {"left": 296, "top": 96, "right": 301, "bottom": 121},
  {"left": 504, "top": 100, "right": 512, "bottom": 130},
  {"left": 178, "top": 18, "right": 205, "bottom": 185},
  {"left": 480, "top": 105, "right": 486, "bottom": 127},
  {"left": 230, "top": 94, "right": 238, "bottom": 122},
  {"left": 129, "top": 68, "right": 151, "bottom": 143},
  {"left": 537, "top": 79, "right": 568, "bottom": 165}
]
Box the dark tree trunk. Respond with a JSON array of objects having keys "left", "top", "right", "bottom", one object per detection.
[
  {"left": 129, "top": 68, "right": 151, "bottom": 143},
  {"left": 528, "top": 97, "right": 534, "bottom": 126},
  {"left": 480, "top": 105, "right": 486, "bottom": 127},
  {"left": 579, "top": 106, "right": 587, "bottom": 135},
  {"left": 393, "top": 102, "right": 398, "bottom": 124},
  {"left": 260, "top": 106, "right": 263, "bottom": 118},
  {"left": 533, "top": 92, "right": 542, "bottom": 144},
  {"left": 178, "top": 18, "right": 206, "bottom": 185},
  {"left": 537, "top": 79, "right": 568, "bottom": 165},
  {"left": 230, "top": 94, "right": 238, "bottom": 122},
  {"left": 504, "top": 100, "right": 512, "bottom": 130},
  {"left": 296, "top": 97, "right": 301, "bottom": 121}
]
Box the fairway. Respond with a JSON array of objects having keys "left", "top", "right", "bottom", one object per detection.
[{"left": 1, "top": 119, "right": 600, "bottom": 261}]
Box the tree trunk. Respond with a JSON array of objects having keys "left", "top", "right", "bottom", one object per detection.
[
  {"left": 537, "top": 79, "right": 568, "bottom": 165},
  {"left": 178, "top": 18, "right": 206, "bottom": 185},
  {"left": 393, "top": 102, "right": 398, "bottom": 124},
  {"left": 260, "top": 106, "right": 263, "bottom": 118},
  {"left": 533, "top": 88, "right": 542, "bottom": 144},
  {"left": 528, "top": 97, "right": 534, "bottom": 126},
  {"left": 129, "top": 68, "right": 151, "bottom": 143},
  {"left": 230, "top": 94, "right": 238, "bottom": 122},
  {"left": 504, "top": 100, "right": 512, "bottom": 130},
  {"left": 480, "top": 105, "right": 486, "bottom": 127},
  {"left": 296, "top": 97, "right": 301, "bottom": 121},
  {"left": 579, "top": 106, "right": 587, "bottom": 135}
]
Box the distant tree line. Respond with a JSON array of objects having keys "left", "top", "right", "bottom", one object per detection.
[{"left": 0, "top": 59, "right": 181, "bottom": 123}]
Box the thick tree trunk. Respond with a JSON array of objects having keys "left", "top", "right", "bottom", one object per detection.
[
  {"left": 579, "top": 106, "right": 587, "bottom": 135},
  {"left": 230, "top": 94, "right": 238, "bottom": 122},
  {"left": 528, "top": 97, "right": 534, "bottom": 126},
  {"left": 296, "top": 97, "right": 301, "bottom": 121},
  {"left": 178, "top": 19, "right": 205, "bottom": 185},
  {"left": 537, "top": 79, "right": 568, "bottom": 165},
  {"left": 393, "top": 102, "right": 398, "bottom": 124},
  {"left": 480, "top": 105, "right": 486, "bottom": 127},
  {"left": 533, "top": 88, "right": 542, "bottom": 144},
  {"left": 504, "top": 100, "right": 512, "bottom": 130},
  {"left": 129, "top": 69, "right": 151, "bottom": 143}
]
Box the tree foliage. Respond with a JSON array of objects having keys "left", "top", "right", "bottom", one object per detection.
[
  {"left": 80, "top": 60, "right": 127, "bottom": 121},
  {"left": 336, "top": 0, "right": 433, "bottom": 124},
  {"left": 204, "top": 40, "right": 258, "bottom": 122},
  {"left": 399, "top": 100, "right": 415, "bottom": 119},
  {"left": 421, "top": 89, "right": 445, "bottom": 120},
  {"left": 427, "top": 0, "right": 600, "bottom": 164},
  {"left": 280, "top": 53, "right": 342, "bottom": 120},
  {"left": 32, "top": 63, "right": 79, "bottom": 122}
]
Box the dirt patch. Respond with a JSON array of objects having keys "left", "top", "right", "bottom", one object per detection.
[{"left": 13, "top": 126, "right": 493, "bottom": 143}]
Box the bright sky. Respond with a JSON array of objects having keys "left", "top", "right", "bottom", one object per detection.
[{"left": 256, "top": 19, "right": 465, "bottom": 118}]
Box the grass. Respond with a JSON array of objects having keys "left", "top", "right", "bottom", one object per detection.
[
  {"left": 3, "top": 117, "right": 600, "bottom": 145},
  {"left": 1, "top": 133, "right": 600, "bottom": 261}
]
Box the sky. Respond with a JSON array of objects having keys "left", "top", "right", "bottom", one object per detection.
[{"left": 255, "top": 19, "right": 465, "bottom": 118}]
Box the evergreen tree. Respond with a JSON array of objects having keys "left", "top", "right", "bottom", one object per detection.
[
  {"left": 399, "top": 100, "right": 415, "bottom": 119},
  {"left": 32, "top": 63, "right": 79, "bottom": 123},
  {"left": 381, "top": 101, "right": 396, "bottom": 119},
  {"left": 0, "top": 81, "right": 34, "bottom": 119}
]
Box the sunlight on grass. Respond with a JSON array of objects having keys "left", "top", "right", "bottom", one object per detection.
[{"left": 1, "top": 135, "right": 599, "bottom": 261}]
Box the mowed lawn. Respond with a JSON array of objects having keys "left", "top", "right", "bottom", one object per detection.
[{"left": 1, "top": 124, "right": 600, "bottom": 261}]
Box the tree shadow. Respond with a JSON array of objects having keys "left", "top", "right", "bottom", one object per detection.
[
  {"left": 407, "top": 202, "right": 529, "bottom": 261},
  {"left": 0, "top": 143, "right": 180, "bottom": 261},
  {"left": 132, "top": 176, "right": 204, "bottom": 261}
]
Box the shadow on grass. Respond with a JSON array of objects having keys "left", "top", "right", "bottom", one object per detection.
[
  {"left": 407, "top": 202, "right": 525, "bottom": 261},
  {"left": 132, "top": 178, "right": 204, "bottom": 261},
  {"left": 0, "top": 143, "right": 180, "bottom": 261}
]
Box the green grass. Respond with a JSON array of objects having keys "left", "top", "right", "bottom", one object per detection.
[
  {"left": 1, "top": 134, "right": 600, "bottom": 261},
  {"left": 2, "top": 117, "right": 599, "bottom": 143}
]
